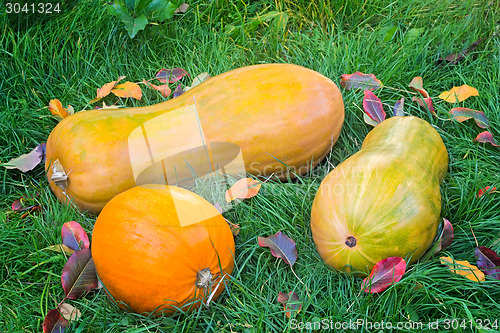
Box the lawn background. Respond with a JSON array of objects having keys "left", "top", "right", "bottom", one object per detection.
[{"left": 1, "top": 0, "right": 499, "bottom": 332}]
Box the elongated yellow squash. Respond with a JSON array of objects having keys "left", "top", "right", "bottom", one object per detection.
[
  {"left": 46, "top": 64, "right": 345, "bottom": 214},
  {"left": 311, "top": 116, "right": 448, "bottom": 273}
]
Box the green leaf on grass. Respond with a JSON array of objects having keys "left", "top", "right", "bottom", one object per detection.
[
  {"left": 122, "top": 13, "right": 148, "bottom": 38},
  {"left": 146, "top": 0, "right": 177, "bottom": 22}
]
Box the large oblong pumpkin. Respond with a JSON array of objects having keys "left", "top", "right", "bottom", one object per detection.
[
  {"left": 310, "top": 116, "right": 448, "bottom": 274},
  {"left": 45, "top": 63, "right": 345, "bottom": 214},
  {"left": 91, "top": 184, "right": 235, "bottom": 315}
]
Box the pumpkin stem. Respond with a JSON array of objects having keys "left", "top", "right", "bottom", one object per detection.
[
  {"left": 51, "top": 159, "right": 68, "bottom": 192},
  {"left": 345, "top": 236, "right": 357, "bottom": 247},
  {"left": 196, "top": 268, "right": 213, "bottom": 289}
]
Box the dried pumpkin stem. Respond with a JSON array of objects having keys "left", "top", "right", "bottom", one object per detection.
[
  {"left": 196, "top": 267, "right": 213, "bottom": 289},
  {"left": 345, "top": 236, "right": 357, "bottom": 247}
]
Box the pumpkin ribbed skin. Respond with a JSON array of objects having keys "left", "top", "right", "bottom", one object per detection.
[
  {"left": 310, "top": 116, "right": 448, "bottom": 274},
  {"left": 91, "top": 184, "right": 235, "bottom": 315},
  {"left": 45, "top": 63, "right": 345, "bottom": 214}
]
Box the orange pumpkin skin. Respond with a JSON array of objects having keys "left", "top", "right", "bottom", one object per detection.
[
  {"left": 311, "top": 116, "right": 448, "bottom": 274},
  {"left": 91, "top": 184, "right": 235, "bottom": 315},
  {"left": 45, "top": 63, "right": 344, "bottom": 214}
]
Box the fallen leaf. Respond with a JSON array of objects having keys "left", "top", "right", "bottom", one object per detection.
[
  {"left": 142, "top": 79, "right": 171, "bottom": 98},
  {"left": 258, "top": 231, "right": 297, "bottom": 266},
  {"left": 225, "top": 178, "right": 261, "bottom": 203},
  {"left": 361, "top": 257, "right": 406, "bottom": 293},
  {"left": 475, "top": 246, "right": 500, "bottom": 280},
  {"left": 3, "top": 143, "right": 46, "bottom": 172},
  {"left": 49, "top": 99, "right": 73, "bottom": 119},
  {"left": 90, "top": 76, "right": 126, "bottom": 103},
  {"left": 41, "top": 244, "right": 75, "bottom": 256},
  {"left": 58, "top": 303, "right": 82, "bottom": 321},
  {"left": 340, "top": 72, "right": 383, "bottom": 91},
  {"left": 438, "top": 85, "right": 479, "bottom": 103},
  {"left": 439, "top": 36, "right": 492, "bottom": 65},
  {"left": 408, "top": 77, "right": 429, "bottom": 98},
  {"left": 156, "top": 68, "right": 189, "bottom": 83},
  {"left": 440, "top": 256, "right": 485, "bottom": 282},
  {"left": 185, "top": 72, "right": 211, "bottom": 91},
  {"left": 111, "top": 81, "right": 142, "bottom": 100},
  {"left": 412, "top": 97, "right": 436, "bottom": 115},
  {"left": 449, "top": 108, "right": 490, "bottom": 128},
  {"left": 362, "top": 90, "right": 385, "bottom": 125},
  {"left": 61, "top": 249, "right": 98, "bottom": 299},
  {"left": 474, "top": 131, "right": 499, "bottom": 146},
  {"left": 174, "top": 3, "right": 189, "bottom": 13},
  {"left": 439, "top": 218, "right": 454, "bottom": 251},
  {"left": 477, "top": 186, "right": 497, "bottom": 198},
  {"left": 20, "top": 205, "right": 41, "bottom": 219},
  {"left": 42, "top": 308, "right": 68, "bottom": 333},
  {"left": 173, "top": 84, "right": 185, "bottom": 98},
  {"left": 363, "top": 113, "right": 380, "bottom": 127},
  {"left": 393, "top": 98, "right": 404, "bottom": 116},
  {"left": 11, "top": 199, "right": 23, "bottom": 211},
  {"left": 62, "top": 221, "right": 90, "bottom": 252},
  {"left": 277, "top": 291, "right": 302, "bottom": 318},
  {"left": 95, "top": 101, "right": 121, "bottom": 110}
]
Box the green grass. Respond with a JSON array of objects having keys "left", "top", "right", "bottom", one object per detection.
[{"left": 1, "top": 0, "right": 499, "bottom": 331}]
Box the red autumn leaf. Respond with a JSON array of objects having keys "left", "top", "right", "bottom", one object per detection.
[
  {"left": 449, "top": 108, "right": 490, "bottom": 128},
  {"left": 61, "top": 249, "right": 98, "bottom": 299},
  {"left": 440, "top": 218, "right": 454, "bottom": 251},
  {"left": 474, "top": 131, "right": 499, "bottom": 146},
  {"left": 277, "top": 291, "right": 302, "bottom": 318},
  {"left": 475, "top": 246, "right": 500, "bottom": 280},
  {"left": 90, "top": 76, "right": 126, "bottom": 103},
  {"left": 42, "top": 308, "right": 68, "bottom": 333},
  {"left": 111, "top": 81, "right": 142, "bottom": 100},
  {"left": 408, "top": 77, "right": 429, "bottom": 98},
  {"left": 142, "top": 79, "right": 172, "bottom": 98},
  {"left": 225, "top": 178, "right": 261, "bottom": 203},
  {"left": 258, "top": 231, "right": 297, "bottom": 266},
  {"left": 477, "top": 186, "right": 497, "bottom": 198},
  {"left": 340, "top": 71, "right": 383, "bottom": 91},
  {"left": 61, "top": 221, "right": 90, "bottom": 252},
  {"left": 3, "top": 143, "right": 46, "bottom": 172},
  {"left": 361, "top": 257, "right": 406, "bottom": 293},
  {"left": 393, "top": 98, "right": 404, "bottom": 116},
  {"left": 12, "top": 199, "right": 23, "bottom": 211},
  {"left": 156, "top": 68, "right": 189, "bottom": 83},
  {"left": 412, "top": 96, "right": 436, "bottom": 115},
  {"left": 363, "top": 90, "right": 385, "bottom": 124}
]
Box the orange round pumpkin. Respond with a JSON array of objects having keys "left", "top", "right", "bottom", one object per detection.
[{"left": 91, "top": 184, "right": 235, "bottom": 315}]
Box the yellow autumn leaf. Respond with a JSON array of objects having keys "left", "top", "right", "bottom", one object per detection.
[
  {"left": 48, "top": 99, "right": 73, "bottom": 119},
  {"left": 438, "top": 85, "right": 479, "bottom": 103},
  {"left": 90, "top": 76, "right": 126, "bottom": 103},
  {"left": 111, "top": 81, "right": 142, "bottom": 100},
  {"left": 225, "top": 178, "right": 261, "bottom": 203},
  {"left": 439, "top": 256, "right": 485, "bottom": 282}
]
